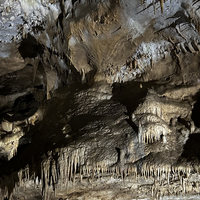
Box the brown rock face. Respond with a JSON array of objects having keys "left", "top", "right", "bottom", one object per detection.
[{"left": 0, "top": 0, "right": 200, "bottom": 199}]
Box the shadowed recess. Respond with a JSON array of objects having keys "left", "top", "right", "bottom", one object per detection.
[{"left": 18, "top": 34, "right": 44, "bottom": 59}]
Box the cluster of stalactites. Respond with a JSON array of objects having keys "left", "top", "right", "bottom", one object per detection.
[
  {"left": 136, "top": 113, "right": 172, "bottom": 144},
  {"left": 141, "top": 0, "right": 169, "bottom": 13},
  {"left": 138, "top": 122, "right": 171, "bottom": 143},
  {"left": 129, "top": 162, "right": 200, "bottom": 198},
  {"left": 140, "top": 162, "right": 196, "bottom": 183},
  {"left": 40, "top": 148, "right": 84, "bottom": 200},
  {"left": 0, "top": 159, "right": 200, "bottom": 199}
]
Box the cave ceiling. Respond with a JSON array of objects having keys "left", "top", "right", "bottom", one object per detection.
[{"left": 1, "top": 0, "right": 200, "bottom": 199}]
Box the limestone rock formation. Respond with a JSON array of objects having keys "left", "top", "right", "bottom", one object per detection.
[{"left": 0, "top": 0, "right": 200, "bottom": 199}]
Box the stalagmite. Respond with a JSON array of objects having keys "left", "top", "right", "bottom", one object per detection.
[{"left": 80, "top": 168, "right": 82, "bottom": 183}]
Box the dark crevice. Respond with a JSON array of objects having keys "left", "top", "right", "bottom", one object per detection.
[
  {"left": 191, "top": 40, "right": 199, "bottom": 51},
  {"left": 69, "top": 115, "right": 101, "bottom": 132},
  {"left": 100, "top": 16, "right": 105, "bottom": 24},
  {"left": 115, "top": 147, "right": 121, "bottom": 162},
  {"left": 185, "top": 45, "right": 192, "bottom": 53},
  {"left": 182, "top": 133, "right": 200, "bottom": 161},
  {"left": 0, "top": 93, "right": 40, "bottom": 122},
  {"left": 177, "top": 117, "right": 190, "bottom": 129},
  {"left": 57, "top": 13, "right": 64, "bottom": 30},
  {"left": 72, "top": 0, "right": 78, "bottom": 5},
  {"left": 192, "top": 93, "right": 200, "bottom": 127},
  {"left": 32, "top": 25, "right": 45, "bottom": 34},
  {"left": 125, "top": 118, "right": 138, "bottom": 133}
]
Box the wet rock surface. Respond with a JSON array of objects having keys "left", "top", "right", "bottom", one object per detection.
[{"left": 0, "top": 0, "right": 200, "bottom": 199}]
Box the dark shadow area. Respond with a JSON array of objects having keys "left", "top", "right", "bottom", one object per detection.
[
  {"left": 182, "top": 133, "right": 200, "bottom": 161},
  {"left": 69, "top": 114, "right": 101, "bottom": 132},
  {"left": 192, "top": 92, "right": 200, "bottom": 128},
  {"left": 0, "top": 93, "right": 40, "bottom": 123},
  {"left": 112, "top": 80, "right": 157, "bottom": 114},
  {"left": 4, "top": 93, "right": 39, "bottom": 122},
  {"left": 32, "top": 25, "right": 45, "bottom": 34},
  {"left": 58, "top": 13, "right": 64, "bottom": 29},
  {"left": 115, "top": 147, "right": 121, "bottom": 162},
  {"left": 18, "top": 34, "right": 44, "bottom": 59},
  {"left": 177, "top": 117, "right": 190, "bottom": 129},
  {"left": 72, "top": 0, "right": 79, "bottom": 5},
  {"left": 85, "top": 69, "right": 97, "bottom": 86}
]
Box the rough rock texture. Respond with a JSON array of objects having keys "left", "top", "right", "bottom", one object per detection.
[{"left": 1, "top": 0, "right": 200, "bottom": 199}]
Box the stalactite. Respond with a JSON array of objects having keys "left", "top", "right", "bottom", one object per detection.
[
  {"left": 66, "top": 159, "right": 70, "bottom": 193},
  {"left": 80, "top": 168, "right": 82, "bottom": 183},
  {"left": 2, "top": 137, "right": 199, "bottom": 199},
  {"left": 51, "top": 161, "right": 57, "bottom": 188},
  {"left": 138, "top": 64, "right": 142, "bottom": 71},
  {"left": 22, "top": 26, "right": 26, "bottom": 39},
  {"left": 153, "top": 0, "right": 156, "bottom": 14},
  {"left": 139, "top": 122, "right": 170, "bottom": 143},
  {"left": 70, "top": 158, "right": 73, "bottom": 182},
  {"left": 160, "top": 0, "right": 164, "bottom": 13}
]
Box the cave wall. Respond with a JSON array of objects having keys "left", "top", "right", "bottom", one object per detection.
[{"left": 0, "top": 0, "right": 200, "bottom": 199}]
